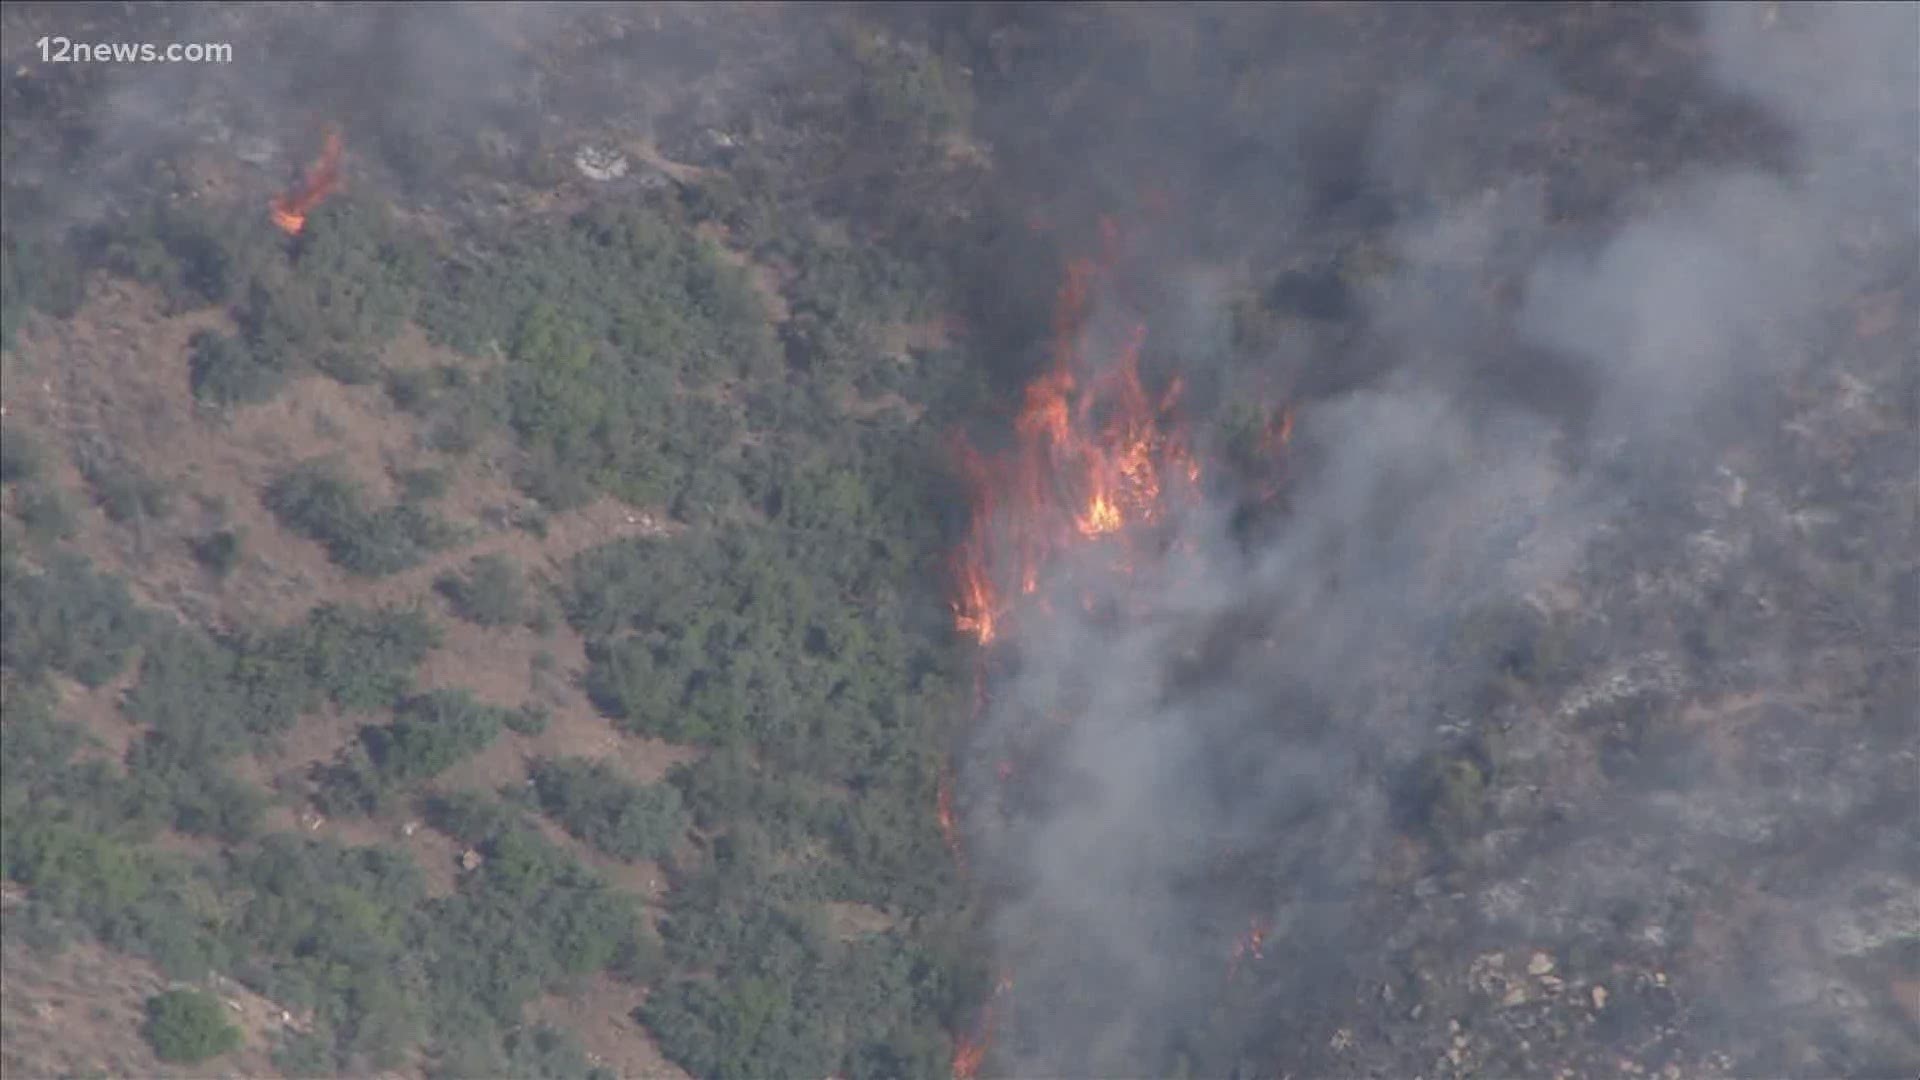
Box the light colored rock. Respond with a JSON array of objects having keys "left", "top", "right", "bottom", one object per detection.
[{"left": 574, "top": 144, "right": 630, "bottom": 182}]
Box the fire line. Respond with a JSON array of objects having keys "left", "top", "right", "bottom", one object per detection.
[
  {"left": 270, "top": 126, "right": 344, "bottom": 236},
  {"left": 942, "top": 215, "right": 1294, "bottom": 1078}
]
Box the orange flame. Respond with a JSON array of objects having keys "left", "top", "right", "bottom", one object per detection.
[
  {"left": 948, "top": 222, "right": 1207, "bottom": 651},
  {"left": 1256, "top": 405, "right": 1297, "bottom": 503},
  {"left": 937, "top": 766, "right": 965, "bottom": 871},
  {"left": 953, "top": 970, "right": 1016, "bottom": 1079},
  {"left": 1226, "top": 916, "right": 1273, "bottom": 980},
  {"left": 270, "top": 127, "right": 344, "bottom": 235},
  {"left": 944, "top": 215, "right": 1297, "bottom": 1075}
]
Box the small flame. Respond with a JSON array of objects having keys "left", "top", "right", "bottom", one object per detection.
[
  {"left": 269, "top": 126, "right": 344, "bottom": 236},
  {"left": 1256, "top": 405, "right": 1297, "bottom": 503},
  {"left": 953, "top": 970, "right": 1016, "bottom": 1079},
  {"left": 1262, "top": 405, "right": 1295, "bottom": 456},
  {"left": 937, "top": 766, "right": 965, "bottom": 872},
  {"left": 1226, "top": 916, "right": 1273, "bottom": 980}
]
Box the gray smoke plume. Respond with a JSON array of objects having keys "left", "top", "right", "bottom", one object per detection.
[{"left": 957, "top": 4, "right": 1917, "bottom": 1076}]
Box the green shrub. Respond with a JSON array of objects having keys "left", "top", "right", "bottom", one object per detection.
[
  {"left": 437, "top": 554, "right": 526, "bottom": 627},
  {"left": 1, "top": 227, "right": 88, "bottom": 352},
  {"left": 530, "top": 757, "right": 688, "bottom": 862},
  {"left": 229, "top": 835, "right": 430, "bottom": 1065},
  {"left": 15, "top": 484, "right": 77, "bottom": 544},
  {"left": 854, "top": 39, "right": 973, "bottom": 145},
  {"left": 0, "top": 553, "right": 149, "bottom": 686},
  {"left": 123, "top": 743, "right": 266, "bottom": 842},
  {"left": 238, "top": 198, "right": 424, "bottom": 382},
  {"left": 189, "top": 330, "right": 287, "bottom": 406},
  {"left": 83, "top": 457, "right": 173, "bottom": 523},
  {"left": 364, "top": 690, "right": 510, "bottom": 784},
  {"left": 385, "top": 367, "right": 437, "bottom": 413},
  {"left": 414, "top": 204, "right": 778, "bottom": 508},
  {"left": 398, "top": 466, "right": 451, "bottom": 502},
  {"left": 502, "top": 1024, "right": 617, "bottom": 1080},
  {"left": 1396, "top": 750, "right": 1492, "bottom": 863},
  {"left": 283, "top": 603, "right": 439, "bottom": 713},
  {"left": 142, "top": 989, "right": 243, "bottom": 1064},
  {"left": 265, "top": 459, "right": 461, "bottom": 576},
  {"left": 105, "top": 200, "right": 270, "bottom": 314},
  {"left": 191, "top": 529, "right": 244, "bottom": 578},
  {"left": 120, "top": 603, "right": 435, "bottom": 771},
  {"left": 505, "top": 703, "right": 551, "bottom": 737},
  {"left": 418, "top": 796, "right": 658, "bottom": 1026},
  {"left": 0, "top": 425, "right": 45, "bottom": 483}
]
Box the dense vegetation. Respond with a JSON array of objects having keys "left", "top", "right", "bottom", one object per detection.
[{"left": 0, "top": 10, "right": 995, "bottom": 1075}]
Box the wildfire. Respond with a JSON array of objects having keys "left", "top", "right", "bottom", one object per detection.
[
  {"left": 952, "top": 971, "right": 1016, "bottom": 1080},
  {"left": 1227, "top": 916, "right": 1273, "bottom": 980},
  {"left": 937, "top": 767, "right": 965, "bottom": 869},
  {"left": 1261, "top": 405, "right": 1295, "bottom": 457},
  {"left": 1256, "top": 405, "right": 1297, "bottom": 503},
  {"left": 943, "top": 213, "right": 1296, "bottom": 1079},
  {"left": 948, "top": 223, "right": 1203, "bottom": 649},
  {"left": 269, "top": 126, "right": 344, "bottom": 236}
]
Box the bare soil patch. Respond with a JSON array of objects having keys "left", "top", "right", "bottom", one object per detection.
[
  {"left": 525, "top": 975, "right": 691, "bottom": 1080},
  {"left": 0, "top": 935, "right": 293, "bottom": 1080}
]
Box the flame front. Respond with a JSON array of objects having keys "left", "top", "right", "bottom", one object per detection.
[
  {"left": 270, "top": 127, "right": 344, "bottom": 236},
  {"left": 952, "top": 971, "right": 1015, "bottom": 1080},
  {"left": 948, "top": 230, "right": 1203, "bottom": 654},
  {"left": 943, "top": 216, "right": 1293, "bottom": 1078}
]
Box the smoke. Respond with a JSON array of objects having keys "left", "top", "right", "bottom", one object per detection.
[
  {"left": 0, "top": 2, "right": 818, "bottom": 234},
  {"left": 959, "top": 3, "right": 1917, "bottom": 1076}
]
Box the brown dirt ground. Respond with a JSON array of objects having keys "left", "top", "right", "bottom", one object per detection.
[
  {"left": 49, "top": 670, "right": 141, "bottom": 774},
  {"left": 823, "top": 899, "right": 897, "bottom": 941},
  {"left": 524, "top": 974, "right": 692, "bottom": 1080},
  {"left": 0, "top": 926, "right": 300, "bottom": 1080},
  {"left": 696, "top": 220, "right": 793, "bottom": 325}
]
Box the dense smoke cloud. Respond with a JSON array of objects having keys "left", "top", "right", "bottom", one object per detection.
[{"left": 958, "top": 3, "right": 1916, "bottom": 1076}]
